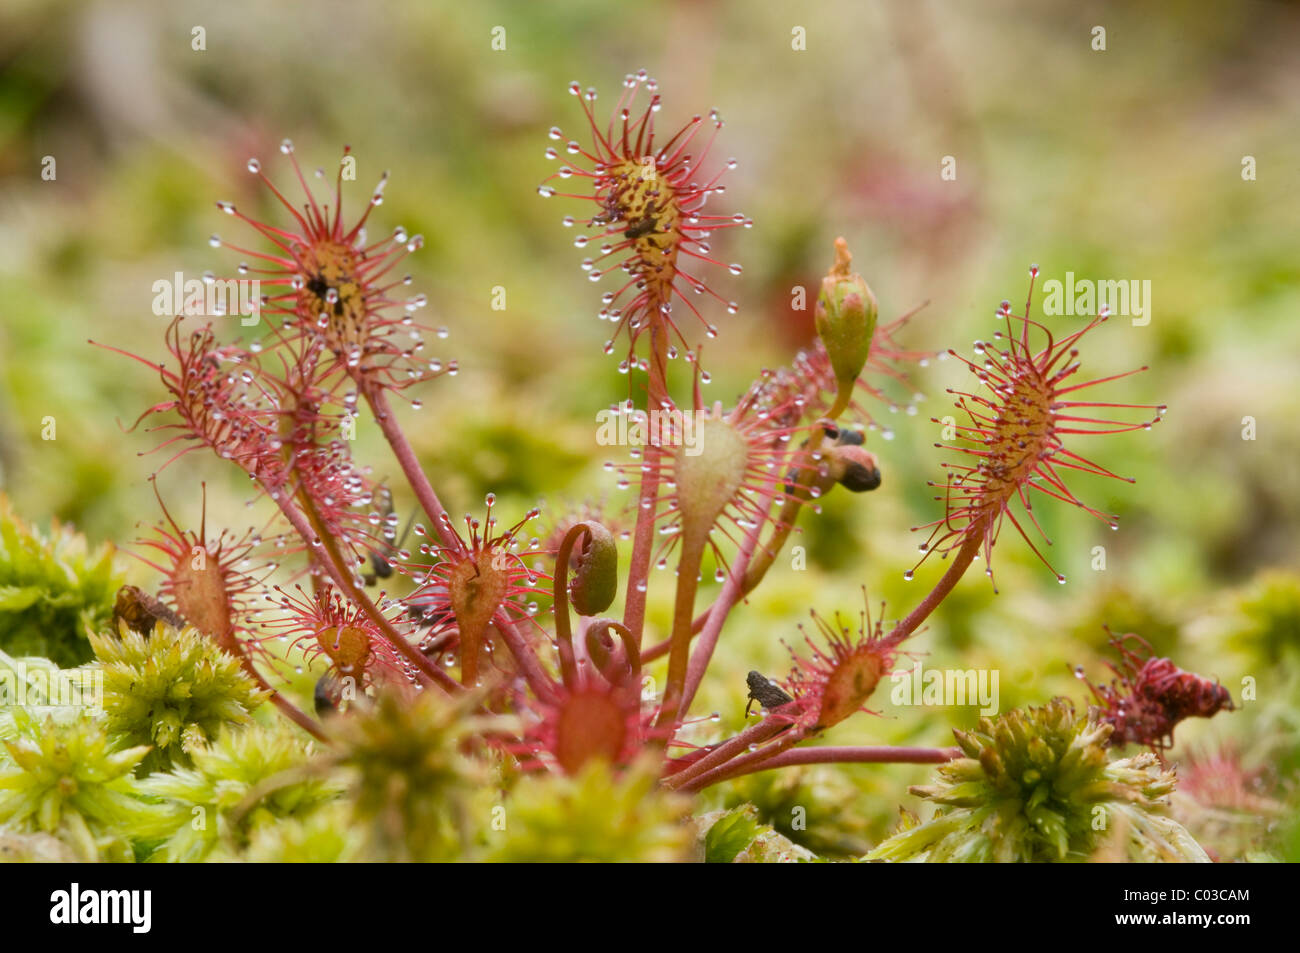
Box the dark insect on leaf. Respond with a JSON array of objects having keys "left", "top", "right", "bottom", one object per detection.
[
  {"left": 746, "top": 670, "right": 794, "bottom": 717},
  {"left": 112, "top": 585, "right": 185, "bottom": 638}
]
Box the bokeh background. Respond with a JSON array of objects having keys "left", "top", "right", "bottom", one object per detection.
[{"left": 2, "top": 0, "right": 1297, "bottom": 855}]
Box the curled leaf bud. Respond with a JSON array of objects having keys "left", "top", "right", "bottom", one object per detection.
[
  {"left": 814, "top": 238, "right": 878, "bottom": 394},
  {"left": 585, "top": 623, "right": 630, "bottom": 686},
  {"left": 569, "top": 522, "right": 619, "bottom": 616}
]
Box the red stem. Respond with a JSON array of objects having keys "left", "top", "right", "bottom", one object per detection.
[
  {"left": 622, "top": 320, "right": 671, "bottom": 645},
  {"left": 886, "top": 520, "right": 984, "bottom": 646},
  {"left": 552, "top": 524, "right": 593, "bottom": 691},
  {"left": 363, "top": 385, "right": 457, "bottom": 550},
  {"left": 245, "top": 666, "right": 329, "bottom": 742},
  {"left": 661, "top": 718, "right": 790, "bottom": 789},
  {"left": 362, "top": 383, "right": 558, "bottom": 704},
  {"left": 675, "top": 482, "right": 774, "bottom": 718},
  {"left": 677, "top": 727, "right": 807, "bottom": 793},
  {"left": 733, "top": 744, "right": 960, "bottom": 770},
  {"left": 683, "top": 742, "right": 960, "bottom": 792},
  {"left": 274, "top": 485, "right": 457, "bottom": 692}
]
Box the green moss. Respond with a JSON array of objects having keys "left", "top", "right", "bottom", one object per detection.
[
  {"left": 868, "top": 699, "right": 1210, "bottom": 863},
  {"left": 484, "top": 759, "right": 692, "bottom": 863},
  {"left": 91, "top": 623, "right": 267, "bottom": 773},
  {"left": 0, "top": 709, "right": 163, "bottom": 861},
  {"left": 0, "top": 496, "right": 123, "bottom": 667},
  {"left": 332, "top": 690, "right": 492, "bottom": 862},
  {"left": 140, "top": 724, "right": 338, "bottom": 862}
]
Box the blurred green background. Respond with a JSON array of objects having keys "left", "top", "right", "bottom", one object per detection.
[{"left": 1, "top": 0, "right": 1297, "bottom": 850}]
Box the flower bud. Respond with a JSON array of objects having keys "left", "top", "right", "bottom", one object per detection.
[
  {"left": 814, "top": 238, "right": 878, "bottom": 393},
  {"left": 827, "top": 444, "right": 881, "bottom": 493}
]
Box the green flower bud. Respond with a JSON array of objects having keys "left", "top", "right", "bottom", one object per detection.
[{"left": 815, "top": 238, "right": 878, "bottom": 394}]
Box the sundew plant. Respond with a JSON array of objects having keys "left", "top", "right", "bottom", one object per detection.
[{"left": 1, "top": 3, "right": 1297, "bottom": 868}]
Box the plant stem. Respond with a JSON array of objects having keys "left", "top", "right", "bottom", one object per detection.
[
  {"left": 362, "top": 383, "right": 557, "bottom": 703},
  {"left": 278, "top": 486, "right": 457, "bottom": 692},
  {"left": 677, "top": 726, "right": 807, "bottom": 794},
  {"left": 363, "top": 385, "right": 458, "bottom": 551},
  {"left": 245, "top": 665, "right": 328, "bottom": 742},
  {"left": 491, "top": 612, "right": 560, "bottom": 704},
  {"left": 552, "top": 523, "right": 593, "bottom": 691},
  {"left": 729, "top": 744, "right": 960, "bottom": 770},
  {"left": 739, "top": 394, "right": 851, "bottom": 593},
  {"left": 654, "top": 532, "right": 707, "bottom": 730},
  {"left": 622, "top": 321, "right": 671, "bottom": 646},
  {"left": 676, "top": 482, "right": 773, "bottom": 717},
  {"left": 661, "top": 717, "right": 791, "bottom": 790},
  {"left": 685, "top": 743, "right": 961, "bottom": 792},
  {"left": 885, "top": 519, "right": 984, "bottom": 645}
]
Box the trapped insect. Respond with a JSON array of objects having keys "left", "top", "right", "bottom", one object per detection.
[
  {"left": 745, "top": 670, "right": 794, "bottom": 717},
  {"left": 112, "top": 585, "right": 186, "bottom": 637},
  {"left": 363, "top": 484, "right": 415, "bottom": 586}
]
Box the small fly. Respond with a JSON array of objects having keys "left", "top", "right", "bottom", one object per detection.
[{"left": 745, "top": 670, "right": 794, "bottom": 717}]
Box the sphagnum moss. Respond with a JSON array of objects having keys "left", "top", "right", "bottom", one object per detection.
[
  {"left": 867, "top": 700, "right": 1209, "bottom": 863},
  {"left": 0, "top": 709, "right": 163, "bottom": 861},
  {"left": 140, "top": 724, "right": 339, "bottom": 863},
  {"left": 91, "top": 623, "right": 266, "bottom": 773}
]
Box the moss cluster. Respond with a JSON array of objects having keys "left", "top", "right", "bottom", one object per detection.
[{"left": 868, "top": 699, "right": 1209, "bottom": 863}]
